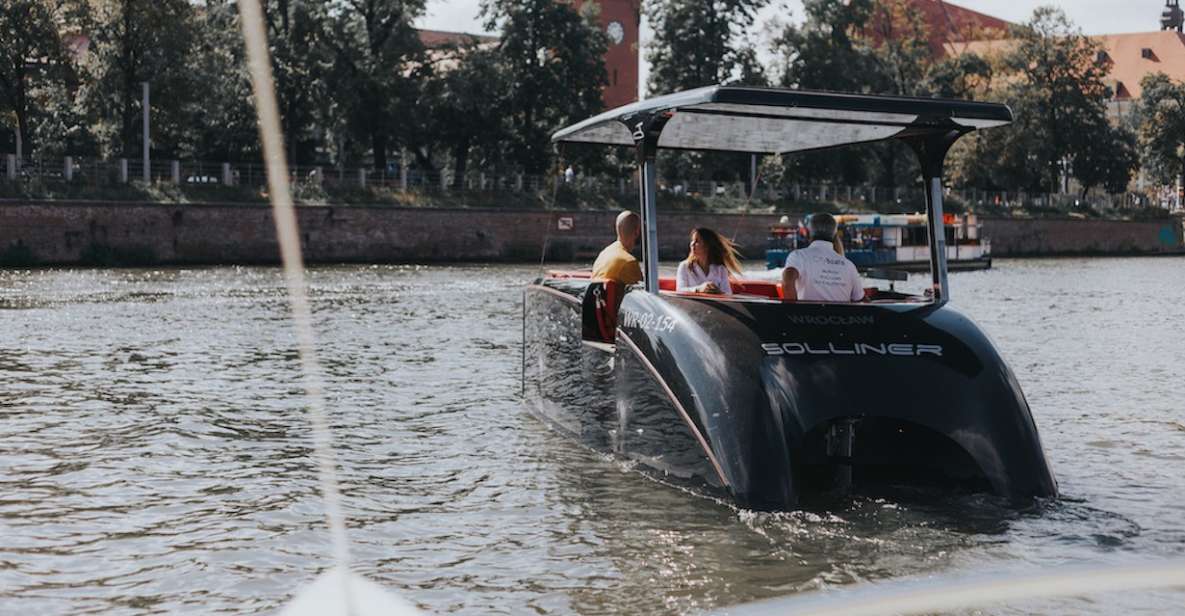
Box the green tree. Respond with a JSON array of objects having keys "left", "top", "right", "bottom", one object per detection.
[
  {"left": 322, "top": 0, "right": 426, "bottom": 172},
  {"left": 774, "top": 0, "right": 873, "bottom": 93},
  {"left": 1072, "top": 117, "right": 1138, "bottom": 196},
  {"left": 644, "top": 0, "right": 768, "bottom": 189},
  {"left": 87, "top": 0, "right": 204, "bottom": 159},
  {"left": 430, "top": 41, "right": 507, "bottom": 187},
  {"left": 185, "top": 0, "right": 260, "bottom": 162},
  {"left": 859, "top": 0, "right": 933, "bottom": 187},
  {"left": 482, "top": 0, "right": 606, "bottom": 175},
  {"left": 862, "top": 0, "right": 931, "bottom": 96},
  {"left": 949, "top": 8, "right": 1120, "bottom": 193},
  {"left": 262, "top": 0, "right": 332, "bottom": 165},
  {"left": 0, "top": 0, "right": 84, "bottom": 157},
  {"left": 772, "top": 0, "right": 1006, "bottom": 190},
  {"left": 922, "top": 53, "right": 993, "bottom": 99},
  {"left": 1000, "top": 7, "right": 1114, "bottom": 192},
  {"left": 645, "top": 0, "right": 768, "bottom": 94},
  {"left": 771, "top": 0, "right": 876, "bottom": 185},
  {"left": 1136, "top": 72, "right": 1185, "bottom": 188}
]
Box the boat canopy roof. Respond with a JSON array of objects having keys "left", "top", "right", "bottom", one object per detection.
[{"left": 551, "top": 85, "right": 1012, "bottom": 155}]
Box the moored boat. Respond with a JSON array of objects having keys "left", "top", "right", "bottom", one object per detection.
[{"left": 766, "top": 213, "right": 991, "bottom": 271}]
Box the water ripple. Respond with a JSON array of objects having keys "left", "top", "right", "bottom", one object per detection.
[{"left": 0, "top": 260, "right": 1183, "bottom": 614}]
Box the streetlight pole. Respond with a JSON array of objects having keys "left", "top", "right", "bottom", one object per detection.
[{"left": 142, "top": 82, "right": 150, "bottom": 183}]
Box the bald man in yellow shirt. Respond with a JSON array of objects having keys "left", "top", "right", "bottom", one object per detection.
[{"left": 591, "top": 211, "right": 643, "bottom": 285}]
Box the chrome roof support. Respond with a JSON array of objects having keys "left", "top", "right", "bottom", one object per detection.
[
  {"left": 909, "top": 130, "right": 963, "bottom": 306},
  {"left": 632, "top": 112, "right": 672, "bottom": 295},
  {"left": 639, "top": 153, "right": 659, "bottom": 293}
]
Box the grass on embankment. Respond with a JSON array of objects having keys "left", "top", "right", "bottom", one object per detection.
[{"left": 0, "top": 178, "right": 1173, "bottom": 221}]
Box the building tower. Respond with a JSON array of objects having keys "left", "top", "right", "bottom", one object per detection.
[
  {"left": 1162, "top": 0, "right": 1184, "bottom": 32},
  {"left": 572, "top": 0, "right": 641, "bottom": 109}
]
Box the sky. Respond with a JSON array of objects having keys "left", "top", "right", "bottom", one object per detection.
[{"left": 415, "top": 1, "right": 1173, "bottom": 94}]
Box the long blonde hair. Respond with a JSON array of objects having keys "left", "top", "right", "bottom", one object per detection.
[{"left": 685, "top": 227, "right": 743, "bottom": 275}]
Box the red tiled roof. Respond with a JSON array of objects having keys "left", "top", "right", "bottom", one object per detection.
[
  {"left": 1097, "top": 31, "right": 1185, "bottom": 99},
  {"left": 951, "top": 31, "right": 1185, "bottom": 99},
  {"left": 417, "top": 29, "right": 496, "bottom": 49},
  {"left": 866, "top": 0, "right": 1016, "bottom": 56}
]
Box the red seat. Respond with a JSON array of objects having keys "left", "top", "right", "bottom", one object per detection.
[
  {"left": 731, "top": 279, "right": 783, "bottom": 299},
  {"left": 594, "top": 280, "right": 625, "bottom": 342},
  {"left": 660, "top": 276, "right": 784, "bottom": 299}
]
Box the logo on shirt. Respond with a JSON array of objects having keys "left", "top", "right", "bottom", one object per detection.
[{"left": 761, "top": 342, "right": 943, "bottom": 357}]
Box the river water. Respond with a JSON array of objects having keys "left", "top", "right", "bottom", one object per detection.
[{"left": 1, "top": 258, "right": 1183, "bottom": 615}]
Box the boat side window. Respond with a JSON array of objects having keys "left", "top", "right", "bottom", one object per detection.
[{"left": 905, "top": 226, "right": 927, "bottom": 246}]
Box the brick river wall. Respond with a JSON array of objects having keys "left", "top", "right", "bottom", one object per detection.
[{"left": 0, "top": 201, "right": 1181, "bottom": 266}]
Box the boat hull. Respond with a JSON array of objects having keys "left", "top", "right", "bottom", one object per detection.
[{"left": 523, "top": 279, "right": 1057, "bottom": 510}]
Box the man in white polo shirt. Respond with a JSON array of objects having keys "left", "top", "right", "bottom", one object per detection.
[{"left": 782, "top": 213, "right": 864, "bottom": 302}]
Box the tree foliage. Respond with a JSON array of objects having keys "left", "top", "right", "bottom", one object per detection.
[
  {"left": 85, "top": 0, "right": 205, "bottom": 158},
  {"left": 1072, "top": 115, "right": 1138, "bottom": 196},
  {"left": 645, "top": 0, "right": 768, "bottom": 95},
  {"left": 260, "top": 0, "right": 333, "bottom": 165},
  {"left": 0, "top": 0, "right": 88, "bottom": 156},
  {"left": 0, "top": 0, "right": 1171, "bottom": 200},
  {"left": 430, "top": 41, "right": 507, "bottom": 184},
  {"left": 482, "top": 0, "right": 606, "bottom": 175},
  {"left": 1003, "top": 8, "right": 1117, "bottom": 192},
  {"left": 774, "top": 0, "right": 873, "bottom": 93},
  {"left": 949, "top": 7, "right": 1132, "bottom": 194},
  {"left": 1136, "top": 72, "right": 1185, "bottom": 187},
  {"left": 322, "top": 0, "right": 426, "bottom": 171},
  {"left": 643, "top": 0, "right": 768, "bottom": 187},
  {"left": 187, "top": 1, "right": 259, "bottom": 162}
]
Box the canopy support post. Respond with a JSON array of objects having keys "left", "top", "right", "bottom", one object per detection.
[
  {"left": 908, "top": 131, "right": 962, "bottom": 305},
  {"left": 630, "top": 112, "right": 670, "bottom": 294},
  {"left": 638, "top": 143, "right": 659, "bottom": 293}
]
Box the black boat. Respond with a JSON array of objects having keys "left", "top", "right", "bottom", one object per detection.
[{"left": 522, "top": 86, "right": 1057, "bottom": 510}]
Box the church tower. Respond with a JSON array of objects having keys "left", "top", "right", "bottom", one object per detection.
[
  {"left": 572, "top": 0, "right": 641, "bottom": 109},
  {"left": 1162, "top": 0, "right": 1184, "bottom": 32}
]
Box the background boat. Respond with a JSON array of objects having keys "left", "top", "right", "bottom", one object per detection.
[{"left": 766, "top": 213, "right": 991, "bottom": 271}]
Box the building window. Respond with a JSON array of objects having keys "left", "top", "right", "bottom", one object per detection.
[
  {"left": 1096, "top": 50, "right": 1109, "bottom": 63},
  {"left": 1142, "top": 47, "right": 1155, "bottom": 59}
]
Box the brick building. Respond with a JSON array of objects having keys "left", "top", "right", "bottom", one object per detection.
[
  {"left": 865, "top": 0, "right": 1013, "bottom": 56},
  {"left": 572, "top": 0, "right": 642, "bottom": 109},
  {"left": 897, "top": 0, "right": 1185, "bottom": 123},
  {"left": 955, "top": 29, "right": 1185, "bottom": 121}
]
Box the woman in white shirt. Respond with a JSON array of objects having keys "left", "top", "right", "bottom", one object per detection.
[{"left": 675, "top": 227, "right": 743, "bottom": 294}]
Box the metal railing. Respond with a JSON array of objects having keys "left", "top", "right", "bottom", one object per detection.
[{"left": 3, "top": 153, "right": 1180, "bottom": 212}]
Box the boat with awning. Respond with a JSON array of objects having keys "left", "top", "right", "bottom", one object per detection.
[{"left": 523, "top": 85, "right": 1057, "bottom": 509}]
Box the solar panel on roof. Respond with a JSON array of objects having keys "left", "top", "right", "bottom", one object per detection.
[{"left": 551, "top": 85, "right": 1012, "bottom": 155}]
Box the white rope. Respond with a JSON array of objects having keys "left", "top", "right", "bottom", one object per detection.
[{"left": 238, "top": 0, "right": 353, "bottom": 577}]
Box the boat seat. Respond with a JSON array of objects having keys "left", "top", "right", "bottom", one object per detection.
[
  {"left": 659, "top": 276, "right": 784, "bottom": 300},
  {"left": 732, "top": 280, "right": 782, "bottom": 299},
  {"left": 581, "top": 279, "right": 625, "bottom": 344}
]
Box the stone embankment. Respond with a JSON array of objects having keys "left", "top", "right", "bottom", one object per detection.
[{"left": 1, "top": 200, "right": 1182, "bottom": 266}]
